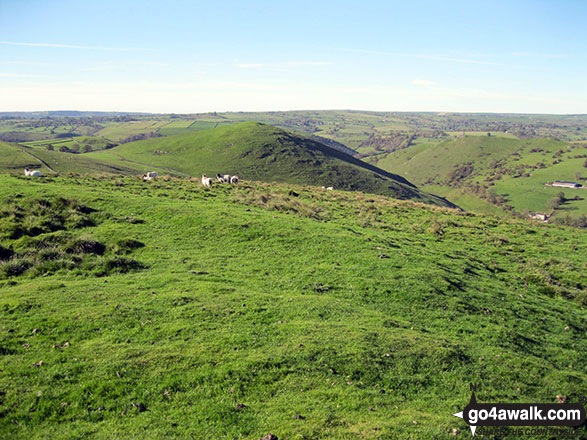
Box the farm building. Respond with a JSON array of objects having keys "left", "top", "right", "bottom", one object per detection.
[
  {"left": 529, "top": 212, "right": 549, "bottom": 221},
  {"left": 551, "top": 181, "right": 581, "bottom": 188}
]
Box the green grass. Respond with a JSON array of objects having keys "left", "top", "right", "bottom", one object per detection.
[
  {"left": 93, "top": 122, "right": 454, "bottom": 207},
  {"left": 0, "top": 174, "right": 586, "bottom": 439},
  {"left": 21, "top": 136, "right": 116, "bottom": 153},
  {"left": 0, "top": 142, "right": 44, "bottom": 173},
  {"left": 374, "top": 135, "right": 587, "bottom": 219},
  {"left": 95, "top": 121, "right": 169, "bottom": 142}
]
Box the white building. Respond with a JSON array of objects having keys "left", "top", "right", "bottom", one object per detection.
[{"left": 552, "top": 181, "right": 580, "bottom": 188}]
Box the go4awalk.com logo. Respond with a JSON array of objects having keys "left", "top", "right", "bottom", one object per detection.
[{"left": 452, "top": 384, "right": 586, "bottom": 436}]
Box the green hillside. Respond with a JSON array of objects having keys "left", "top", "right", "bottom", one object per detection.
[
  {"left": 0, "top": 142, "right": 46, "bottom": 173},
  {"left": 374, "top": 136, "right": 523, "bottom": 184},
  {"left": 21, "top": 136, "right": 117, "bottom": 153},
  {"left": 375, "top": 136, "right": 587, "bottom": 220},
  {"left": 0, "top": 143, "right": 150, "bottom": 176},
  {"left": 0, "top": 175, "right": 585, "bottom": 439},
  {"left": 95, "top": 122, "right": 455, "bottom": 207}
]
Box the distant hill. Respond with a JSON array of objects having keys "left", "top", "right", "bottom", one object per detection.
[
  {"left": 0, "top": 141, "right": 146, "bottom": 175},
  {"left": 96, "top": 121, "right": 456, "bottom": 207},
  {"left": 376, "top": 135, "right": 587, "bottom": 220}
]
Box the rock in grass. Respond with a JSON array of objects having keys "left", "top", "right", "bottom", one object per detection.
[{"left": 131, "top": 402, "right": 147, "bottom": 412}]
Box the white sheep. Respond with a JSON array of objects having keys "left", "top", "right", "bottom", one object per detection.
[
  {"left": 24, "top": 168, "right": 42, "bottom": 177},
  {"left": 326, "top": 186, "right": 334, "bottom": 190},
  {"left": 230, "top": 175, "right": 239, "bottom": 184},
  {"left": 201, "top": 174, "right": 213, "bottom": 187},
  {"left": 142, "top": 171, "right": 158, "bottom": 180}
]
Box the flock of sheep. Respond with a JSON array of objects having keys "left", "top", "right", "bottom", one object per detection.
[
  {"left": 24, "top": 168, "right": 239, "bottom": 188},
  {"left": 23, "top": 169, "right": 333, "bottom": 191},
  {"left": 201, "top": 174, "right": 239, "bottom": 186}
]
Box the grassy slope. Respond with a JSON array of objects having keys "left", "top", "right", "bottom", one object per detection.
[
  {"left": 94, "top": 122, "right": 454, "bottom": 207},
  {"left": 376, "top": 137, "right": 521, "bottom": 184},
  {"left": 377, "top": 136, "right": 587, "bottom": 217},
  {"left": 95, "top": 121, "right": 169, "bottom": 142},
  {"left": 0, "top": 142, "right": 48, "bottom": 173},
  {"left": 21, "top": 136, "right": 116, "bottom": 153},
  {"left": 0, "top": 175, "right": 585, "bottom": 439},
  {"left": 0, "top": 143, "right": 150, "bottom": 176}
]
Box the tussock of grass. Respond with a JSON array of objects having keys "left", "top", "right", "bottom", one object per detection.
[
  {"left": 113, "top": 238, "right": 145, "bottom": 254},
  {"left": 0, "top": 256, "right": 32, "bottom": 277},
  {"left": 64, "top": 236, "right": 106, "bottom": 255},
  {"left": 0, "top": 195, "right": 145, "bottom": 279}
]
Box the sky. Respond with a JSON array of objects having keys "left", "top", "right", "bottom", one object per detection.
[{"left": 1, "top": 0, "right": 586, "bottom": 114}]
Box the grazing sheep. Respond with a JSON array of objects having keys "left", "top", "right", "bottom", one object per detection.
[
  {"left": 142, "top": 171, "right": 158, "bottom": 181},
  {"left": 201, "top": 174, "right": 213, "bottom": 187},
  {"left": 24, "top": 168, "right": 42, "bottom": 177},
  {"left": 230, "top": 175, "right": 239, "bottom": 184},
  {"left": 326, "top": 186, "right": 334, "bottom": 190}
]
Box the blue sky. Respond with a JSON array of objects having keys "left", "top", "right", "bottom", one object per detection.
[{"left": 1, "top": 0, "right": 586, "bottom": 113}]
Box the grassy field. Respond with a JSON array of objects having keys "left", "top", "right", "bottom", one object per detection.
[
  {"left": 0, "top": 174, "right": 585, "bottom": 439},
  {"left": 93, "top": 122, "right": 454, "bottom": 207},
  {"left": 95, "top": 121, "right": 169, "bottom": 142},
  {"left": 3, "top": 112, "right": 587, "bottom": 221},
  {"left": 374, "top": 135, "right": 587, "bottom": 219},
  {"left": 21, "top": 136, "right": 116, "bottom": 153}
]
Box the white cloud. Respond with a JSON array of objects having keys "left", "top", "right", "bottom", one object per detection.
[
  {"left": 235, "top": 63, "right": 264, "bottom": 68},
  {"left": 412, "top": 79, "right": 436, "bottom": 86},
  {"left": 234, "top": 61, "right": 331, "bottom": 69},
  {"left": 340, "top": 48, "right": 503, "bottom": 66},
  {"left": 0, "top": 61, "right": 52, "bottom": 66},
  {"left": 0, "top": 73, "right": 49, "bottom": 78},
  {"left": 511, "top": 52, "right": 567, "bottom": 59},
  {"left": 0, "top": 41, "right": 152, "bottom": 51}
]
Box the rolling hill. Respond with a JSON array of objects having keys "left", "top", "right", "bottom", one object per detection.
[
  {"left": 373, "top": 136, "right": 587, "bottom": 220},
  {"left": 0, "top": 174, "right": 585, "bottom": 439},
  {"left": 93, "top": 121, "right": 456, "bottom": 207}
]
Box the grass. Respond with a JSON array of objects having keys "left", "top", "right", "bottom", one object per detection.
[
  {"left": 92, "top": 122, "right": 454, "bottom": 208},
  {"left": 0, "top": 192, "right": 145, "bottom": 280},
  {"left": 21, "top": 136, "right": 117, "bottom": 153},
  {"left": 0, "top": 174, "right": 586, "bottom": 439},
  {"left": 95, "top": 121, "right": 169, "bottom": 142}
]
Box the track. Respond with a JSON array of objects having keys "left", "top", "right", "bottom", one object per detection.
[
  {"left": 18, "top": 146, "right": 58, "bottom": 173},
  {"left": 108, "top": 153, "right": 191, "bottom": 177}
]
